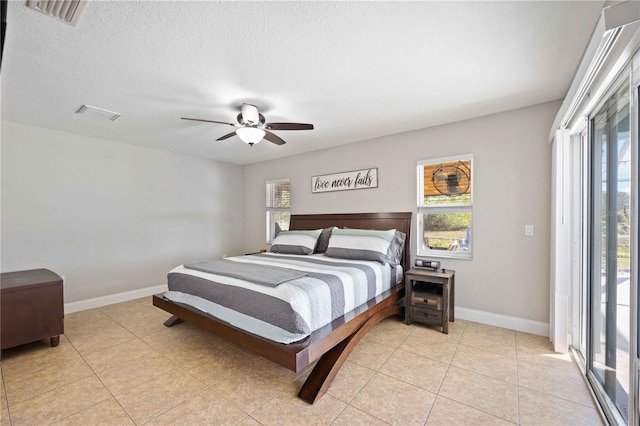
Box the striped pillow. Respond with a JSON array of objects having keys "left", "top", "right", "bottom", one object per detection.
[
  {"left": 270, "top": 229, "right": 323, "bottom": 255},
  {"left": 325, "top": 228, "right": 396, "bottom": 263}
]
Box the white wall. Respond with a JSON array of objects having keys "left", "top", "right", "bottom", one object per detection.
[
  {"left": 1, "top": 121, "right": 244, "bottom": 304},
  {"left": 243, "top": 101, "right": 558, "bottom": 327}
]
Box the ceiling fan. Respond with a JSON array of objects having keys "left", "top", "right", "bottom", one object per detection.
[{"left": 181, "top": 103, "right": 314, "bottom": 146}]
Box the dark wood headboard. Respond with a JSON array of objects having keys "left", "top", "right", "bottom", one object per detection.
[{"left": 289, "top": 212, "right": 412, "bottom": 274}]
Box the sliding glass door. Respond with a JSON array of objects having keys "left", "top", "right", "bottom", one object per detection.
[{"left": 589, "top": 81, "right": 632, "bottom": 423}]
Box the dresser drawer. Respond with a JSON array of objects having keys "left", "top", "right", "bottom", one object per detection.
[
  {"left": 411, "top": 307, "right": 443, "bottom": 326},
  {"left": 411, "top": 292, "right": 442, "bottom": 311}
]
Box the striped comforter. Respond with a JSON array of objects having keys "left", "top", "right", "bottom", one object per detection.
[{"left": 164, "top": 252, "right": 399, "bottom": 344}]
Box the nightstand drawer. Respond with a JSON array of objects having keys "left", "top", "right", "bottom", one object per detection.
[
  {"left": 411, "top": 292, "right": 442, "bottom": 311},
  {"left": 411, "top": 307, "right": 443, "bottom": 326}
]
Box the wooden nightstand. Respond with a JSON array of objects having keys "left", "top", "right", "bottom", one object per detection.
[
  {"left": 1, "top": 269, "right": 64, "bottom": 350},
  {"left": 405, "top": 268, "right": 455, "bottom": 334}
]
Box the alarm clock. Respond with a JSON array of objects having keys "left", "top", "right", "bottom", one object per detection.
[{"left": 414, "top": 259, "right": 441, "bottom": 270}]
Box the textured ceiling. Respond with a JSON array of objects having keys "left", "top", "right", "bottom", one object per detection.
[{"left": 1, "top": 1, "right": 604, "bottom": 165}]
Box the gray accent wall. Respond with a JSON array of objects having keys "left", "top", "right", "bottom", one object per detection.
[
  {"left": 243, "top": 101, "right": 558, "bottom": 324},
  {"left": 1, "top": 121, "right": 244, "bottom": 303}
]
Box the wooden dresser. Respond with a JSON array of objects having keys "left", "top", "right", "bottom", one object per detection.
[{"left": 1, "top": 269, "right": 64, "bottom": 350}]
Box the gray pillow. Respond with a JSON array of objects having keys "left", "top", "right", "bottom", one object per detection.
[
  {"left": 338, "top": 227, "right": 405, "bottom": 265},
  {"left": 325, "top": 228, "right": 396, "bottom": 263},
  {"left": 385, "top": 231, "right": 406, "bottom": 266},
  {"left": 270, "top": 229, "right": 322, "bottom": 255},
  {"left": 314, "top": 227, "right": 335, "bottom": 254}
]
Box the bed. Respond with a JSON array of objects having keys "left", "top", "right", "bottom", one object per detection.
[{"left": 152, "top": 212, "right": 412, "bottom": 403}]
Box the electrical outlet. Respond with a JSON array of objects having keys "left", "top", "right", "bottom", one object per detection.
[{"left": 525, "top": 225, "right": 534, "bottom": 236}]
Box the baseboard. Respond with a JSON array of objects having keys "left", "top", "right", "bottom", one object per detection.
[
  {"left": 455, "top": 306, "right": 550, "bottom": 337},
  {"left": 64, "top": 284, "right": 168, "bottom": 314}
]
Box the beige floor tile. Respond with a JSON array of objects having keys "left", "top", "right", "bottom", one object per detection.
[
  {"left": 517, "top": 352, "right": 578, "bottom": 374},
  {"left": 408, "top": 322, "right": 464, "bottom": 344},
  {"left": 183, "top": 344, "right": 259, "bottom": 384},
  {"left": 96, "top": 352, "right": 176, "bottom": 396},
  {"left": 52, "top": 397, "right": 135, "bottom": 425},
  {"left": 460, "top": 340, "right": 517, "bottom": 357},
  {"left": 8, "top": 375, "right": 111, "bottom": 425},
  {"left": 141, "top": 325, "right": 223, "bottom": 358},
  {"left": 350, "top": 373, "right": 436, "bottom": 425},
  {"left": 132, "top": 296, "right": 153, "bottom": 305},
  {"left": 326, "top": 360, "right": 376, "bottom": 403},
  {"left": 153, "top": 341, "right": 221, "bottom": 372},
  {"left": 250, "top": 383, "right": 346, "bottom": 426},
  {"left": 517, "top": 360, "right": 594, "bottom": 406},
  {"left": 138, "top": 325, "right": 192, "bottom": 350},
  {"left": 119, "top": 312, "right": 176, "bottom": 337},
  {"left": 459, "top": 325, "right": 517, "bottom": 357},
  {"left": 361, "top": 316, "right": 411, "bottom": 348},
  {"left": 0, "top": 336, "right": 78, "bottom": 373},
  {"left": 209, "top": 358, "right": 296, "bottom": 413},
  {"left": 464, "top": 322, "right": 513, "bottom": 334},
  {"left": 426, "top": 396, "right": 515, "bottom": 425},
  {"left": 348, "top": 338, "right": 396, "bottom": 370},
  {"left": 398, "top": 335, "right": 458, "bottom": 364},
  {"left": 1, "top": 405, "right": 10, "bottom": 426},
  {"left": 332, "top": 405, "right": 389, "bottom": 425},
  {"left": 515, "top": 331, "right": 555, "bottom": 354},
  {"left": 62, "top": 318, "right": 123, "bottom": 341},
  {"left": 2, "top": 337, "right": 93, "bottom": 404},
  {"left": 518, "top": 387, "right": 604, "bottom": 426},
  {"left": 113, "top": 306, "right": 171, "bottom": 328},
  {"left": 82, "top": 338, "right": 155, "bottom": 373},
  {"left": 3, "top": 356, "right": 94, "bottom": 404},
  {"left": 379, "top": 348, "right": 449, "bottom": 393},
  {"left": 65, "top": 323, "right": 137, "bottom": 356},
  {"left": 145, "top": 388, "right": 247, "bottom": 425},
  {"left": 237, "top": 416, "right": 262, "bottom": 425},
  {"left": 461, "top": 323, "right": 516, "bottom": 345},
  {"left": 1, "top": 370, "right": 7, "bottom": 409},
  {"left": 439, "top": 366, "right": 518, "bottom": 423},
  {"left": 64, "top": 308, "right": 116, "bottom": 330},
  {"left": 0, "top": 303, "right": 612, "bottom": 426},
  {"left": 115, "top": 367, "right": 206, "bottom": 424},
  {"left": 451, "top": 344, "right": 517, "bottom": 384},
  {"left": 99, "top": 300, "right": 150, "bottom": 318}
]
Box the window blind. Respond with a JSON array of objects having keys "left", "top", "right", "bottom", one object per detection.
[{"left": 266, "top": 180, "right": 291, "bottom": 209}]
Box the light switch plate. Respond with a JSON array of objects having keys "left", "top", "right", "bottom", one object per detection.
[{"left": 525, "top": 225, "right": 534, "bottom": 236}]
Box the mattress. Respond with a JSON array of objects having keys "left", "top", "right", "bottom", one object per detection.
[{"left": 163, "top": 252, "right": 401, "bottom": 343}]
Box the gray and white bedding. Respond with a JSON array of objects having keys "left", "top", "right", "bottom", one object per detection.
[{"left": 163, "top": 252, "right": 402, "bottom": 344}]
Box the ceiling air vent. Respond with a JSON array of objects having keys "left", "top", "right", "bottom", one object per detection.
[
  {"left": 26, "top": 1, "right": 88, "bottom": 26},
  {"left": 76, "top": 105, "right": 121, "bottom": 121}
]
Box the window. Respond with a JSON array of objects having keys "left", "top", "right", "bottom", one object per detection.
[
  {"left": 266, "top": 179, "right": 290, "bottom": 244},
  {"left": 417, "top": 155, "right": 473, "bottom": 259}
]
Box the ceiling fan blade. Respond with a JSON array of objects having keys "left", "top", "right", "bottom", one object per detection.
[
  {"left": 266, "top": 122, "right": 314, "bottom": 131},
  {"left": 216, "top": 131, "right": 237, "bottom": 141},
  {"left": 263, "top": 130, "right": 286, "bottom": 145},
  {"left": 181, "top": 117, "right": 237, "bottom": 127}
]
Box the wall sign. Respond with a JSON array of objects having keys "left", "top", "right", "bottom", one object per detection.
[{"left": 311, "top": 168, "right": 378, "bottom": 193}]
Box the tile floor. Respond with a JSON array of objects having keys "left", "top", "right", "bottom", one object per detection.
[{"left": 0, "top": 297, "right": 604, "bottom": 425}]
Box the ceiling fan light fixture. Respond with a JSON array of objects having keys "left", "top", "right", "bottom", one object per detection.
[
  {"left": 240, "top": 103, "right": 260, "bottom": 125},
  {"left": 236, "top": 127, "right": 265, "bottom": 145}
]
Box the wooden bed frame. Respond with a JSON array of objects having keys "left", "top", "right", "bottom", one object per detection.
[{"left": 152, "top": 211, "right": 412, "bottom": 403}]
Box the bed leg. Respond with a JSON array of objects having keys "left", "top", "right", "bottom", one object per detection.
[
  {"left": 298, "top": 305, "right": 401, "bottom": 404},
  {"left": 163, "top": 315, "right": 184, "bottom": 327}
]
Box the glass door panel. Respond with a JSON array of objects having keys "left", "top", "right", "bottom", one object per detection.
[{"left": 590, "top": 83, "right": 631, "bottom": 423}]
